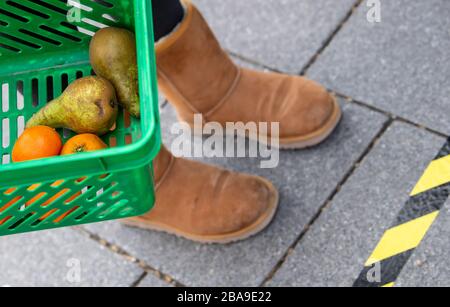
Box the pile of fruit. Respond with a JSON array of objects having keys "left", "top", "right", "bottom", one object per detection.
[{"left": 12, "top": 27, "right": 139, "bottom": 163}]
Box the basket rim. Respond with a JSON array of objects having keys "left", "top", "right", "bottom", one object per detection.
[{"left": 0, "top": 0, "right": 161, "bottom": 189}]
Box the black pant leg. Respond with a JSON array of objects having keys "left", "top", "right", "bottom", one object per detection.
[{"left": 152, "top": 0, "right": 184, "bottom": 41}]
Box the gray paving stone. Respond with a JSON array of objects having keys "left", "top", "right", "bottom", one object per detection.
[
  {"left": 85, "top": 99, "right": 387, "bottom": 286},
  {"left": 159, "top": 94, "right": 166, "bottom": 107},
  {"left": 0, "top": 228, "right": 143, "bottom": 287},
  {"left": 308, "top": 0, "right": 450, "bottom": 134},
  {"left": 397, "top": 202, "right": 450, "bottom": 287},
  {"left": 268, "top": 122, "right": 445, "bottom": 287},
  {"left": 193, "top": 0, "right": 356, "bottom": 73},
  {"left": 138, "top": 274, "right": 172, "bottom": 287}
]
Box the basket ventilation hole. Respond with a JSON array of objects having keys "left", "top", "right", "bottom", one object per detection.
[
  {"left": 0, "top": 32, "right": 41, "bottom": 50},
  {"left": 2, "top": 154, "right": 10, "bottom": 165},
  {"left": 0, "top": 216, "right": 12, "bottom": 226},
  {"left": 0, "top": 42, "right": 20, "bottom": 53},
  {"left": 17, "top": 116, "right": 24, "bottom": 137},
  {"left": 17, "top": 115, "right": 25, "bottom": 138},
  {"left": 99, "top": 174, "right": 111, "bottom": 180},
  {"left": 76, "top": 176, "right": 88, "bottom": 184},
  {"left": 2, "top": 118, "right": 10, "bottom": 149},
  {"left": 102, "top": 14, "right": 118, "bottom": 22},
  {"left": 81, "top": 18, "right": 109, "bottom": 30},
  {"left": 40, "top": 189, "right": 70, "bottom": 208},
  {"left": 61, "top": 73, "right": 69, "bottom": 91},
  {"left": 2, "top": 83, "right": 9, "bottom": 112},
  {"left": 57, "top": 206, "right": 80, "bottom": 222},
  {"left": 28, "top": 0, "right": 67, "bottom": 16},
  {"left": 111, "top": 191, "right": 123, "bottom": 199},
  {"left": 109, "top": 136, "right": 117, "bottom": 147},
  {"left": 39, "top": 25, "right": 82, "bottom": 43},
  {"left": 124, "top": 111, "right": 131, "bottom": 128},
  {"left": 125, "top": 134, "right": 132, "bottom": 145},
  {"left": 8, "top": 212, "right": 34, "bottom": 230},
  {"left": 0, "top": 195, "right": 22, "bottom": 213},
  {"left": 75, "top": 211, "right": 88, "bottom": 220},
  {"left": 51, "top": 180, "right": 64, "bottom": 188},
  {"left": 4, "top": 187, "right": 17, "bottom": 195},
  {"left": 32, "top": 209, "right": 58, "bottom": 226},
  {"left": 6, "top": 1, "right": 50, "bottom": 19},
  {"left": 19, "top": 29, "right": 61, "bottom": 46},
  {"left": 93, "top": 0, "right": 114, "bottom": 9},
  {"left": 32, "top": 78, "right": 39, "bottom": 107},
  {"left": 0, "top": 8, "right": 28, "bottom": 22},
  {"left": 25, "top": 192, "right": 47, "bottom": 208},
  {"left": 16, "top": 80, "right": 24, "bottom": 110},
  {"left": 46, "top": 76, "right": 54, "bottom": 101},
  {"left": 27, "top": 184, "right": 41, "bottom": 192}
]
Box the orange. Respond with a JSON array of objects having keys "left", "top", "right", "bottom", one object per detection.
[
  {"left": 61, "top": 134, "right": 108, "bottom": 155},
  {"left": 12, "top": 126, "right": 62, "bottom": 162}
]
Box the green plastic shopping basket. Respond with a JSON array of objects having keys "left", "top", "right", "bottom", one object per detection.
[{"left": 0, "top": 0, "right": 161, "bottom": 236}]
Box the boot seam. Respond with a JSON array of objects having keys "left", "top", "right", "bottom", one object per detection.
[
  {"left": 158, "top": 65, "right": 241, "bottom": 122},
  {"left": 158, "top": 67, "right": 203, "bottom": 116},
  {"left": 205, "top": 66, "right": 242, "bottom": 118},
  {"left": 155, "top": 153, "right": 176, "bottom": 191}
]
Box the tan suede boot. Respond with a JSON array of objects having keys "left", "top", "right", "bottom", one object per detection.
[
  {"left": 156, "top": 1, "right": 341, "bottom": 149},
  {"left": 123, "top": 146, "right": 279, "bottom": 244}
]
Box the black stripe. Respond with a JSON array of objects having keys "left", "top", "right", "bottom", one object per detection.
[
  {"left": 391, "top": 139, "right": 450, "bottom": 227},
  {"left": 435, "top": 138, "right": 450, "bottom": 160},
  {"left": 353, "top": 139, "right": 450, "bottom": 287},
  {"left": 353, "top": 250, "right": 414, "bottom": 287},
  {"left": 393, "top": 184, "right": 450, "bottom": 227}
]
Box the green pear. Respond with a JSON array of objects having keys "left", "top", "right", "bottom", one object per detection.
[
  {"left": 26, "top": 76, "right": 118, "bottom": 136},
  {"left": 90, "top": 27, "right": 140, "bottom": 118}
]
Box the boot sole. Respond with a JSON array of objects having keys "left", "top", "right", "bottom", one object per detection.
[
  {"left": 122, "top": 176, "right": 280, "bottom": 244},
  {"left": 187, "top": 96, "right": 342, "bottom": 150}
]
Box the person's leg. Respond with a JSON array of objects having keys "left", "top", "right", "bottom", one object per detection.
[
  {"left": 129, "top": 1, "right": 340, "bottom": 244},
  {"left": 125, "top": 0, "right": 279, "bottom": 244},
  {"left": 152, "top": 0, "right": 184, "bottom": 41},
  {"left": 155, "top": 1, "right": 341, "bottom": 149},
  {"left": 124, "top": 145, "right": 279, "bottom": 244}
]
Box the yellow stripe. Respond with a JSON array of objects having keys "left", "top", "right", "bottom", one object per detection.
[
  {"left": 411, "top": 155, "right": 450, "bottom": 196},
  {"left": 382, "top": 283, "right": 395, "bottom": 288},
  {"left": 365, "top": 211, "right": 439, "bottom": 266}
]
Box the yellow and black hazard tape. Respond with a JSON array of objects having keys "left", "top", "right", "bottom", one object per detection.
[{"left": 353, "top": 140, "right": 450, "bottom": 287}]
